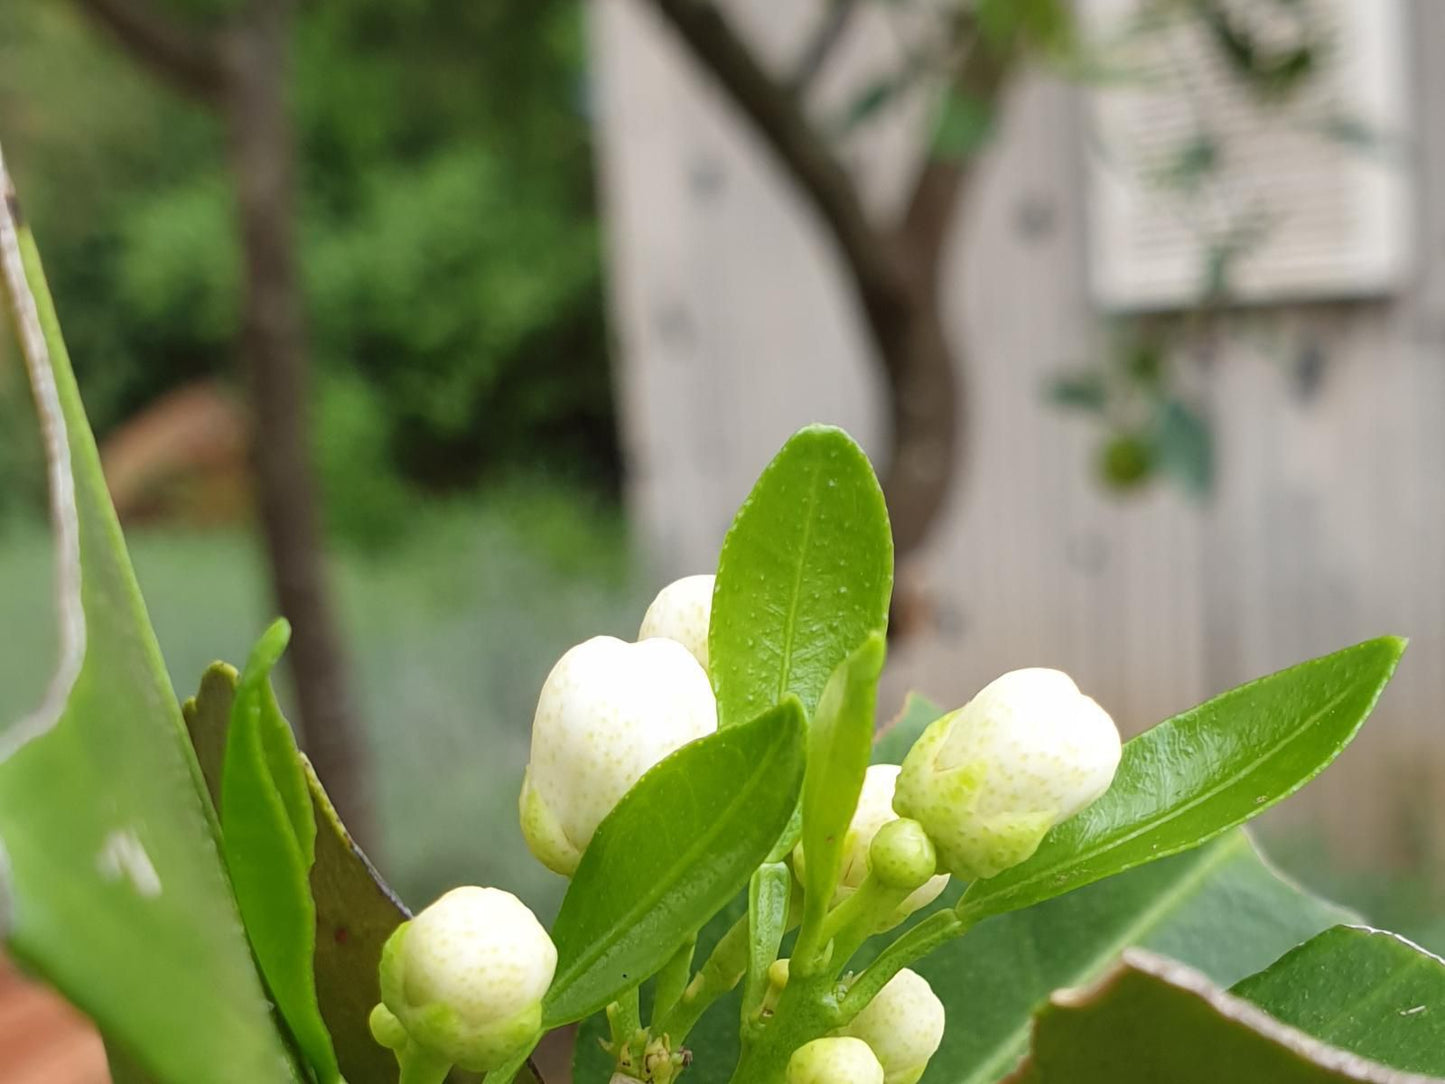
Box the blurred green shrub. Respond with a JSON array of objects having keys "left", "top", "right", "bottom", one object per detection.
[{"left": 0, "top": 0, "right": 614, "bottom": 543}]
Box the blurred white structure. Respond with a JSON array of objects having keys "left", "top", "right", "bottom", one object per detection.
[{"left": 591, "top": 0, "right": 1445, "bottom": 863}]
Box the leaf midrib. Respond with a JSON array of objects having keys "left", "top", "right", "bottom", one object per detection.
[{"left": 775, "top": 458, "right": 824, "bottom": 706}]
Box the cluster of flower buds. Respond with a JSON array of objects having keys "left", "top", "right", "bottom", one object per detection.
[
  {"left": 373, "top": 562, "right": 1124, "bottom": 1083},
  {"left": 894, "top": 668, "right": 1122, "bottom": 881},
  {"left": 839, "top": 968, "right": 946, "bottom": 1084},
  {"left": 770, "top": 964, "right": 945, "bottom": 1084},
  {"left": 520, "top": 575, "right": 718, "bottom": 875},
  {"left": 796, "top": 763, "right": 950, "bottom": 929},
  {"left": 371, "top": 886, "right": 556, "bottom": 1074},
  {"left": 787, "top": 1037, "right": 884, "bottom": 1084}
]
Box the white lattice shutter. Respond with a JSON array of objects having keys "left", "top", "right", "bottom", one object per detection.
[{"left": 1080, "top": 0, "right": 1412, "bottom": 310}]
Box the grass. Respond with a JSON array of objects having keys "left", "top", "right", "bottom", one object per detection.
[{"left": 0, "top": 486, "right": 651, "bottom": 920}]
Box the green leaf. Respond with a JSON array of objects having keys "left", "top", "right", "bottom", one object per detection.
[
  {"left": 543, "top": 700, "right": 807, "bottom": 1026},
  {"left": 709, "top": 425, "right": 893, "bottom": 727},
  {"left": 800, "top": 633, "right": 886, "bottom": 922},
  {"left": 0, "top": 146, "right": 302, "bottom": 1083},
  {"left": 1004, "top": 948, "right": 1437, "bottom": 1084},
  {"left": 306, "top": 756, "right": 413, "bottom": 1084},
  {"left": 221, "top": 621, "right": 341, "bottom": 1084},
  {"left": 186, "top": 661, "right": 414, "bottom": 1084},
  {"left": 932, "top": 90, "right": 998, "bottom": 161},
  {"left": 962, "top": 637, "right": 1405, "bottom": 921},
  {"left": 1233, "top": 926, "right": 1445, "bottom": 1076},
  {"left": 912, "top": 833, "right": 1351, "bottom": 1084},
  {"left": 1155, "top": 398, "right": 1213, "bottom": 498},
  {"left": 1044, "top": 372, "right": 1108, "bottom": 413},
  {"left": 183, "top": 662, "right": 236, "bottom": 813}
]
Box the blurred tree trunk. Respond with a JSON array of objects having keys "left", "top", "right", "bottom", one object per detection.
[
  {"left": 73, "top": 0, "right": 372, "bottom": 841},
  {"left": 642, "top": 0, "right": 1014, "bottom": 600}
]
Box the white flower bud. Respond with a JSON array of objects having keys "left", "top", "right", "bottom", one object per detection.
[
  {"left": 378, "top": 887, "right": 556, "bottom": 1073},
  {"left": 521, "top": 635, "right": 717, "bottom": 875},
  {"left": 839, "top": 969, "right": 945, "bottom": 1084},
  {"left": 794, "top": 765, "right": 949, "bottom": 924},
  {"left": 894, "top": 668, "right": 1121, "bottom": 880},
  {"left": 638, "top": 574, "right": 715, "bottom": 672},
  {"left": 787, "top": 1037, "right": 885, "bottom": 1084}
]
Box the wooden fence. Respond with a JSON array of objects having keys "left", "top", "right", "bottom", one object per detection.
[{"left": 591, "top": 0, "right": 1445, "bottom": 866}]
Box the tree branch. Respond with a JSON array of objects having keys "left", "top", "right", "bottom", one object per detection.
[
  {"left": 788, "top": 0, "right": 860, "bottom": 98},
  {"left": 896, "top": 31, "right": 1015, "bottom": 279},
  {"left": 645, "top": 0, "right": 906, "bottom": 302},
  {"left": 72, "top": 0, "right": 227, "bottom": 103}
]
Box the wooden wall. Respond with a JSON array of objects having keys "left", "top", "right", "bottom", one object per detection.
[{"left": 590, "top": 0, "right": 1445, "bottom": 864}]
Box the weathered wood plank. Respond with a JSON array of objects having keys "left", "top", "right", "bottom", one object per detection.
[{"left": 592, "top": 0, "right": 1445, "bottom": 865}]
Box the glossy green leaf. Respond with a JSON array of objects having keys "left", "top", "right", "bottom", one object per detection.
[
  {"left": 709, "top": 425, "right": 893, "bottom": 727},
  {"left": 187, "top": 662, "right": 413, "bottom": 1084},
  {"left": 543, "top": 700, "right": 807, "bottom": 1026},
  {"left": 910, "top": 833, "right": 1350, "bottom": 1084},
  {"left": 963, "top": 638, "right": 1405, "bottom": 920},
  {"left": 1234, "top": 926, "right": 1445, "bottom": 1076},
  {"left": 0, "top": 146, "right": 302, "bottom": 1084},
  {"left": 1005, "top": 949, "right": 1441, "bottom": 1084},
  {"left": 222, "top": 621, "right": 341, "bottom": 1084},
  {"left": 799, "top": 632, "right": 886, "bottom": 925}
]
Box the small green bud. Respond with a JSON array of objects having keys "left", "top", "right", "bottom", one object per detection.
[
  {"left": 786, "top": 1036, "right": 885, "bottom": 1084},
  {"left": 639, "top": 574, "right": 715, "bottom": 672},
  {"left": 793, "top": 764, "right": 950, "bottom": 926},
  {"left": 378, "top": 886, "right": 556, "bottom": 1073},
  {"left": 521, "top": 635, "right": 717, "bottom": 875},
  {"left": 839, "top": 969, "right": 945, "bottom": 1084},
  {"left": 868, "top": 818, "right": 937, "bottom": 893},
  {"left": 894, "top": 668, "right": 1122, "bottom": 880},
  {"left": 368, "top": 1003, "right": 408, "bottom": 1051}
]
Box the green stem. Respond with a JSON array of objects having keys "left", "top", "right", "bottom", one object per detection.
[
  {"left": 790, "top": 862, "right": 833, "bottom": 976},
  {"left": 818, "top": 872, "right": 910, "bottom": 976},
  {"left": 837, "top": 908, "right": 969, "bottom": 1024},
  {"left": 652, "top": 936, "right": 697, "bottom": 1026},
  {"left": 396, "top": 1041, "right": 451, "bottom": 1084},
  {"left": 609, "top": 985, "right": 643, "bottom": 1050},
  {"left": 654, "top": 914, "right": 751, "bottom": 1043},
  {"left": 724, "top": 969, "right": 839, "bottom": 1084}
]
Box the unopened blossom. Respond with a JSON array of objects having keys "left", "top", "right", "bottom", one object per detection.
[
  {"left": 794, "top": 764, "right": 949, "bottom": 925},
  {"left": 376, "top": 886, "right": 556, "bottom": 1072},
  {"left": 839, "top": 968, "right": 945, "bottom": 1084},
  {"left": 638, "top": 573, "right": 715, "bottom": 672},
  {"left": 893, "top": 668, "right": 1121, "bottom": 880},
  {"left": 786, "top": 1036, "right": 885, "bottom": 1084},
  {"left": 521, "top": 635, "right": 717, "bottom": 875}
]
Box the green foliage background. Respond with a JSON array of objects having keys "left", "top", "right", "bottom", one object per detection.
[{"left": 0, "top": 0, "right": 615, "bottom": 540}]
